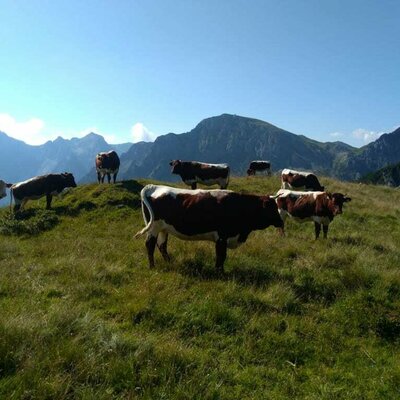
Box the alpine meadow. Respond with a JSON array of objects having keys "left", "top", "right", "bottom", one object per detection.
[{"left": 1, "top": 175, "right": 400, "bottom": 399}]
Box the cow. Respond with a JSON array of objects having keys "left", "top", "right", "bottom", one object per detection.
[
  {"left": 275, "top": 189, "right": 351, "bottom": 239},
  {"left": 169, "top": 160, "right": 230, "bottom": 190},
  {"left": 0, "top": 180, "right": 12, "bottom": 200},
  {"left": 10, "top": 173, "right": 77, "bottom": 212},
  {"left": 134, "top": 184, "right": 283, "bottom": 272},
  {"left": 247, "top": 160, "right": 271, "bottom": 176},
  {"left": 96, "top": 151, "right": 120, "bottom": 183},
  {"left": 281, "top": 169, "right": 324, "bottom": 191}
]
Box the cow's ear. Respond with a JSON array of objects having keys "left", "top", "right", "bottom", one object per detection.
[
  {"left": 6, "top": 183, "right": 13, "bottom": 188},
  {"left": 344, "top": 196, "right": 352, "bottom": 202}
]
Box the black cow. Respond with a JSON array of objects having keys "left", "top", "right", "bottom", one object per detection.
[
  {"left": 10, "top": 173, "right": 77, "bottom": 211},
  {"left": 247, "top": 161, "right": 271, "bottom": 176},
  {"left": 0, "top": 180, "right": 12, "bottom": 200},
  {"left": 96, "top": 151, "right": 120, "bottom": 183},
  {"left": 169, "top": 160, "right": 230, "bottom": 189}
]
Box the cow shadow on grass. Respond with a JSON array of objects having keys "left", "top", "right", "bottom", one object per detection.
[{"left": 167, "top": 256, "right": 279, "bottom": 287}]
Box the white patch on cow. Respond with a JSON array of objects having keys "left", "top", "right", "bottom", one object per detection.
[
  {"left": 148, "top": 184, "right": 232, "bottom": 200},
  {"left": 146, "top": 220, "right": 244, "bottom": 249},
  {"left": 97, "top": 167, "right": 119, "bottom": 175},
  {"left": 183, "top": 176, "right": 229, "bottom": 188},
  {"left": 281, "top": 168, "right": 311, "bottom": 177},
  {"left": 275, "top": 189, "right": 323, "bottom": 200},
  {"left": 11, "top": 177, "right": 39, "bottom": 189},
  {"left": 194, "top": 162, "right": 229, "bottom": 168}
]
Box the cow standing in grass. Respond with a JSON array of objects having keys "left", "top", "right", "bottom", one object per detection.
[
  {"left": 0, "top": 180, "right": 12, "bottom": 199},
  {"left": 281, "top": 169, "right": 324, "bottom": 191},
  {"left": 10, "top": 173, "right": 77, "bottom": 212},
  {"left": 96, "top": 151, "right": 120, "bottom": 184},
  {"left": 134, "top": 184, "right": 283, "bottom": 272},
  {"left": 247, "top": 161, "right": 271, "bottom": 176},
  {"left": 275, "top": 189, "right": 351, "bottom": 239},
  {"left": 169, "top": 160, "right": 230, "bottom": 189}
]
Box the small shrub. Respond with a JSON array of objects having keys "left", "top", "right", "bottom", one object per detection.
[{"left": 0, "top": 210, "right": 59, "bottom": 236}]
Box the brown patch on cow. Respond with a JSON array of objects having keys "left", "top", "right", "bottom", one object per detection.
[
  {"left": 276, "top": 192, "right": 351, "bottom": 239},
  {"left": 281, "top": 172, "right": 324, "bottom": 191}
]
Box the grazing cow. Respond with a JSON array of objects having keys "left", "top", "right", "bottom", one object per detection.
[
  {"left": 96, "top": 151, "right": 120, "bottom": 183},
  {"left": 10, "top": 173, "right": 77, "bottom": 212},
  {"left": 169, "top": 160, "right": 230, "bottom": 189},
  {"left": 281, "top": 169, "right": 324, "bottom": 191},
  {"left": 247, "top": 160, "right": 271, "bottom": 176},
  {"left": 275, "top": 189, "right": 351, "bottom": 239},
  {"left": 0, "top": 180, "right": 12, "bottom": 199},
  {"left": 134, "top": 184, "right": 283, "bottom": 272}
]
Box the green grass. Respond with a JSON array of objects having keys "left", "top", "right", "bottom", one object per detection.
[{"left": 1, "top": 176, "right": 400, "bottom": 399}]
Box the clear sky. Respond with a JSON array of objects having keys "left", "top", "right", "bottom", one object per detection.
[{"left": 0, "top": 0, "right": 399, "bottom": 147}]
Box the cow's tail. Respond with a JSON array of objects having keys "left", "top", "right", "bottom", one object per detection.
[{"left": 134, "top": 185, "right": 155, "bottom": 238}]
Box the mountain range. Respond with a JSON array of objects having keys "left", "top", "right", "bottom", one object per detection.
[
  {"left": 1, "top": 114, "right": 400, "bottom": 190},
  {"left": 361, "top": 162, "right": 400, "bottom": 187}
]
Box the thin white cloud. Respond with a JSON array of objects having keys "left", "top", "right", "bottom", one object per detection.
[
  {"left": 131, "top": 122, "right": 157, "bottom": 143},
  {"left": 352, "top": 128, "right": 383, "bottom": 143},
  {"left": 329, "top": 132, "right": 343, "bottom": 138},
  {"left": 0, "top": 113, "right": 48, "bottom": 145}
]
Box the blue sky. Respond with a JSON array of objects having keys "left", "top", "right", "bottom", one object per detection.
[{"left": 0, "top": 0, "right": 399, "bottom": 146}]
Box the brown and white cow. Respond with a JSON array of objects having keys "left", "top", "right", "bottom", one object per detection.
[
  {"left": 275, "top": 189, "right": 351, "bottom": 239},
  {"left": 134, "top": 184, "right": 283, "bottom": 272},
  {"left": 96, "top": 151, "right": 120, "bottom": 183},
  {"left": 10, "top": 173, "right": 77, "bottom": 212},
  {"left": 0, "top": 180, "right": 12, "bottom": 200},
  {"left": 281, "top": 169, "right": 324, "bottom": 191},
  {"left": 169, "top": 160, "right": 230, "bottom": 189},
  {"left": 247, "top": 160, "right": 271, "bottom": 176}
]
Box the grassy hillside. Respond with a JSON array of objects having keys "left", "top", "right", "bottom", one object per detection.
[{"left": 1, "top": 176, "right": 400, "bottom": 399}]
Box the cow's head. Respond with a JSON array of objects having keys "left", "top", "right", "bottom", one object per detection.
[
  {"left": 169, "top": 160, "right": 182, "bottom": 174},
  {"left": 263, "top": 196, "right": 284, "bottom": 228},
  {"left": 62, "top": 172, "right": 77, "bottom": 188},
  {"left": 327, "top": 193, "right": 351, "bottom": 215}
]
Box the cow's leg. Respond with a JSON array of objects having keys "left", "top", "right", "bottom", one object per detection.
[
  {"left": 97, "top": 172, "right": 101, "bottom": 184},
  {"left": 107, "top": 173, "right": 111, "bottom": 183},
  {"left": 191, "top": 182, "right": 197, "bottom": 190},
  {"left": 46, "top": 194, "right": 53, "bottom": 210},
  {"left": 145, "top": 235, "right": 157, "bottom": 268},
  {"left": 113, "top": 172, "right": 118, "bottom": 184},
  {"left": 15, "top": 198, "right": 28, "bottom": 212},
  {"left": 101, "top": 174, "right": 105, "bottom": 183},
  {"left": 323, "top": 224, "right": 329, "bottom": 239},
  {"left": 314, "top": 222, "right": 321, "bottom": 239},
  {"left": 278, "top": 211, "right": 286, "bottom": 236},
  {"left": 215, "top": 238, "right": 227, "bottom": 274},
  {"left": 157, "top": 232, "right": 170, "bottom": 262}
]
